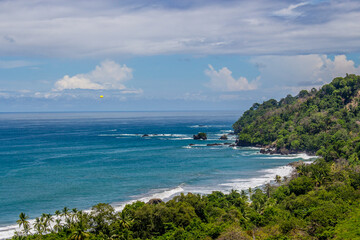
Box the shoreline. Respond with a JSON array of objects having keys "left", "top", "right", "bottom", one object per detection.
[
  {"left": 235, "top": 140, "right": 318, "bottom": 156},
  {"left": 0, "top": 150, "right": 317, "bottom": 240}
]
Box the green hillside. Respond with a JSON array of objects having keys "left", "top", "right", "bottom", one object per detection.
[{"left": 233, "top": 74, "right": 360, "bottom": 163}]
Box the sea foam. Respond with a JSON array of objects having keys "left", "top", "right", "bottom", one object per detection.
[
  {"left": 113, "top": 185, "right": 185, "bottom": 212},
  {"left": 259, "top": 153, "right": 318, "bottom": 160},
  {"left": 219, "top": 165, "right": 294, "bottom": 190}
]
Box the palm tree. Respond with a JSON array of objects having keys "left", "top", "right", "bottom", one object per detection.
[
  {"left": 117, "top": 211, "right": 132, "bottom": 230},
  {"left": 46, "top": 213, "right": 54, "bottom": 232},
  {"left": 41, "top": 213, "right": 50, "bottom": 232},
  {"left": 65, "top": 216, "right": 72, "bottom": 229},
  {"left": 229, "top": 189, "right": 238, "bottom": 195},
  {"left": 54, "top": 210, "right": 61, "bottom": 218},
  {"left": 76, "top": 210, "right": 84, "bottom": 218},
  {"left": 72, "top": 208, "right": 78, "bottom": 222},
  {"left": 240, "top": 190, "right": 248, "bottom": 201},
  {"left": 75, "top": 210, "right": 87, "bottom": 226},
  {"left": 248, "top": 187, "right": 253, "bottom": 200},
  {"left": 69, "top": 213, "right": 90, "bottom": 240},
  {"left": 12, "top": 231, "right": 26, "bottom": 240},
  {"left": 275, "top": 175, "right": 282, "bottom": 184},
  {"left": 296, "top": 164, "right": 307, "bottom": 177},
  {"left": 54, "top": 218, "right": 62, "bottom": 233},
  {"left": 62, "top": 207, "right": 70, "bottom": 222},
  {"left": 16, "top": 212, "right": 30, "bottom": 235},
  {"left": 34, "top": 217, "right": 43, "bottom": 235},
  {"left": 313, "top": 170, "right": 325, "bottom": 187},
  {"left": 69, "top": 228, "right": 90, "bottom": 240},
  {"left": 265, "top": 183, "right": 271, "bottom": 198}
]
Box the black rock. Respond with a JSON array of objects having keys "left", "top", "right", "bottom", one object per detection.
[
  {"left": 207, "top": 143, "right": 222, "bottom": 146},
  {"left": 219, "top": 134, "right": 228, "bottom": 140},
  {"left": 147, "top": 198, "right": 163, "bottom": 205},
  {"left": 193, "top": 132, "right": 207, "bottom": 140}
]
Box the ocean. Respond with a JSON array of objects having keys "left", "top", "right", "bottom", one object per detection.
[{"left": 0, "top": 111, "right": 315, "bottom": 239}]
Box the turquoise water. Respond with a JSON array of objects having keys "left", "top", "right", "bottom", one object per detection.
[{"left": 0, "top": 111, "right": 314, "bottom": 238}]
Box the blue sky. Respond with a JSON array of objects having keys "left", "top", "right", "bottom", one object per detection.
[{"left": 1, "top": 0, "right": 360, "bottom": 112}]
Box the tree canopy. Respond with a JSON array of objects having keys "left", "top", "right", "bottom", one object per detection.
[{"left": 233, "top": 74, "right": 360, "bottom": 162}]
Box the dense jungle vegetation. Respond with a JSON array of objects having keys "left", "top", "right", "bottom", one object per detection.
[
  {"left": 233, "top": 74, "right": 360, "bottom": 162},
  {"left": 13, "top": 75, "right": 360, "bottom": 239}
]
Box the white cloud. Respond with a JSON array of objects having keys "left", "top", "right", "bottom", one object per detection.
[
  {"left": 204, "top": 65, "right": 258, "bottom": 91},
  {"left": 319, "top": 55, "right": 360, "bottom": 81},
  {"left": 0, "top": 60, "right": 142, "bottom": 100},
  {"left": 273, "top": 2, "right": 308, "bottom": 18},
  {"left": 183, "top": 92, "right": 208, "bottom": 101},
  {"left": 0, "top": 60, "right": 37, "bottom": 69},
  {"left": 34, "top": 91, "right": 62, "bottom": 99},
  {"left": 219, "top": 94, "right": 243, "bottom": 100},
  {"left": 252, "top": 54, "right": 360, "bottom": 89},
  {"left": 55, "top": 75, "right": 104, "bottom": 91},
  {"left": 54, "top": 60, "right": 133, "bottom": 91},
  {"left": 0, "top": 0, "right": 360, "bottom": 56},
  {"left": 121, "top": 89, "right": 143, "bottom": 94}
]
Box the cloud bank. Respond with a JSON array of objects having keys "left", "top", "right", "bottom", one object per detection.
[
  {"left": 0, "top": 60, "right": 37, "bottom": 69},
  {"left": 54, "top": 60, "right": 133, "bottom": 91},
  {"left": 205, "top": 65, "right": 258, "bottom": 91},
  {"left": 252, "top": 54, "right": 360, "bottom": 90},
  {"left": 273, "top": 2, "right": 308, "bottom": 18},
  {"left": 0, "top": 0, "right": 360, "bottom": 57}
]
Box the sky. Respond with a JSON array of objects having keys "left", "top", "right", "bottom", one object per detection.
[{"left": 1, "top": 0, "right": 360, "bottom": 112}]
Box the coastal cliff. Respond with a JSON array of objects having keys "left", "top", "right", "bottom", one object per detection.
[{"left": 233, "top": 74, "right": 360, "bottom": 160}]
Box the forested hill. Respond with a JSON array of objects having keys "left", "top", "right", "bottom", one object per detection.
[{"left": 233, "top": 74, "right": 360, "bottom": 162}]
